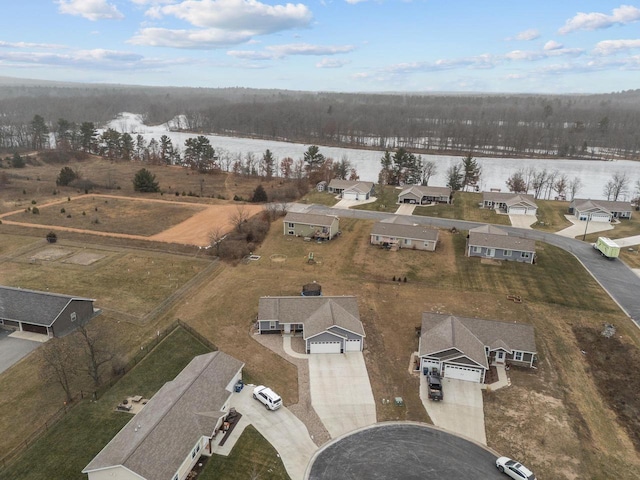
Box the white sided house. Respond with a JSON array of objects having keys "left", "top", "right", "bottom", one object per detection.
[
  {"left": 327, "top": 179, "right": 375, "bottom": 200},
  {"left": 569, "top": 198, "right": 633, "bottom": 222},
  {"left": 83, "top": 351, "right": 244, "bottom": 480},
  {"left": 419, "top": 313, "right": 537, "bottom": 384},
  {"left": 370, "top": 217, "right": 439, "bottom": 251},
  {"left": 283, "top": 212, "right": 340, "bottom": 240},
  {"left": 482, "top": 192, "right": 537, "bottom": 215},
  {"left": 257, "top": 296, "right": 365, "bottom": 354}
]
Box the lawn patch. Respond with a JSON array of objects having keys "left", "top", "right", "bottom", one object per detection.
[{"left": 414, "top": 192, "right": 510, "bottom": 224}]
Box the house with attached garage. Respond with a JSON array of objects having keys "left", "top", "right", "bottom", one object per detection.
[
  {"left": 283, "top": 212, "right": 340, "bottom": 240},
  {"left": 0, "top": 285, "right": 100, "bottom": 338},
  {"left": 482, "top": 192, "right": 537, "bottom": 215},
  {"left": 419, "top": 313, "right": 537, "bottom": 383},
  {"left": 327, "top": 179, "right": 375, "bottom": 200},
  {"left": 83, "top": 351, "right": 244, "bottom": 480},
  {"left": 466, "top": 225, "right": 536, "bottom": 264},
  {"left": 397, "top": 185, "right": 452, "bottom": 205},
  {"left": 257, "top": 296, "right": 365, "bottom": 354},
  {"left": 569, "top": 198, "right": 633, "bottom": 222},
  {"left": 370, "top": 216, "right": 439, "bottom": 251}
]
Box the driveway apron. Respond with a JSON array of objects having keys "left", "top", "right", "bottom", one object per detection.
[
  {"left": 420, "top": 375, "right": 487, "bottom": 445},
  {"left": 229, "top": 387, "right": 317, "bottom": 480},
  {"left": 308, "top": 353, "right": 377, "bottom": 438}
]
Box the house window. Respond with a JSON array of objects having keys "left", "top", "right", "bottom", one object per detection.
[
  {"left": 288, "top": 223, "right": 295, "bottom": 228},
  {"left": 70, "top": 312, "right": 77, "bottom": 322},
  {"left": 173, "top": 475, "right": 179, "bottom": 480},
  {"left": 192, "top": 447, "right": 197, "bottom": 459},
  {"left": 504, "top": 250, "right": 512, "bottom": 256},
  {"left": 424, "top": 242, "right": 430, "bottom": 247},
  {"left": 521, "top": 252, "right": 530, "bottom": 258},
  {"left": 269, "top": 321, "right": 277, "bottom": 330},
  {"left": 404, "top": 239, "right": 411, "bottom": 245},
  {"left": 376, "top": 236, "right": 380, "bottom": 241},
  {"left": 288, "top": 231, "right": 295, "bottom": 235},
  {"left": 472, "top": 246, "right": 481, "bottom": 253},
  {"left": 514, "top": 351, "right": 523, "bottom": 361}
]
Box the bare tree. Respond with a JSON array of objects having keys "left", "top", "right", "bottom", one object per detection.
[
  {"left": 230, "top": 205, "right": 250, "bottom": 231},
  {"left": 421, "top": 160, "right": 437, "bottom": 186},
  {"left": 609, "top": 172, "right": 630, "bottom": 201},
  {"left": 209, "top": 225, "right": 226, "bottom": 255},
  {"left": 553, "top": 174, "right": 569, "bottom": 200},
  {"left": 40, "top": 337, "right": 78, "bottom": 403},
  {"left": 568, "top": 177, "right": 582, "bottom": 201},
  {"left": 75, "top": 323, "right": 114, "bottom": 387}
]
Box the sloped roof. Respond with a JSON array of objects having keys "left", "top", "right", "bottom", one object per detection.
[
  {"left": 505, "top": 195, "right": 537, "bottom": 208},
  {"left": 468, "top": 228, "right": 536, "bottom": 252},
  {"left": 0, "top": 285, "right": 95, "bottom": 326},
  {"left": 419, "top": 314, "right": 488, "bottom": 368},
  {"left": 572, "top": 198, "right": 631, "bottom": 213},
  {"left": 328, "top": 179, "right": 374, "bottom": 191},
  {"left": 258, "top": 296, "right": 364, "bottom": 338},
  {"left": 284, "top": 212, "right": 338, "bottom": 227},
  {"left": 399, "top": 185, "right": 451, "bottom": 198},
  {"left": 343, "top": 183, "right": 373, "bottom": 194},
  {"left": 371, "top": 217, "right": 439, "bottom": 242},
  {"left": 420, "top": 313, "right": 536, "bottom": 364},
  {"left": 483, "top": 192, "right": 536, "bottom": 204},
  {"left": 83, "top": 351, "right": 244, "bottom": 480},
  {"left": 469, "top": 225, "right": 508, "bottom": 236}
]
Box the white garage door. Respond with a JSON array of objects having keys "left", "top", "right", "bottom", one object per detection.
[
  {"left": 309, "top": 341, "right": 342, "bottom": 354},
  {"left": 590, "top": 213, "right": 610, "bottom": 222},
  {"left": 444, "top": 365, "right": 482, "bottom": 383},
  {"left": 342, "top": 191, "right": 358, "bottom": 200},
  {"left": 345, "top": 338, "right": 362, "bottom": 352},
  {"left": 525, "top": 208, "right": 537, "bottom": 216},
  {"left": 509, "top": 207, "right": 526, "bottom": 215}
]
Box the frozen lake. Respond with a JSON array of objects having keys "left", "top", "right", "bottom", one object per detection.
[{"left": 108, "top": 113, "right": 640, "bottom": 201}]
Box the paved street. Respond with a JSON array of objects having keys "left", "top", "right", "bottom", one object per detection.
[{"left": 306, "top": 204, "right": 640, "bottom": 327}]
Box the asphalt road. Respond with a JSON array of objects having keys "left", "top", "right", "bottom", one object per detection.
[
  {"left": 307, "top": 205, "right": 640, "bottom": 328},
  {"left": 306, "top": 422, "right": 505, "bottom": 480}
]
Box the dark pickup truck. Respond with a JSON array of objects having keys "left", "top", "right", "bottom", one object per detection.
[{"left": 427, "top": 372, "right": 443, "bottom": 401}]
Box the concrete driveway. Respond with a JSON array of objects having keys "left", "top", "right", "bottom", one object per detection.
[
  {"left": 555, "top": 215, "right": 613, "bottom": 238},
  {"left": 0, "top": 330, "right": 42, "bottom": 375},
  {"left": 420, "top": 375, "right": 486, "bottom": 444},
  {"left": 229, "top": 386, "right": 318, "bottom": 480},
  {"left": 308, "top": 353, "right": 377, "bottom": 438},
  {"left": 394, "top": 203, "right": 416, "bottom": 215},
  {"left": 509, "top": 214, "right": 537, "bottom": 229},
  {"left": 333, "top": 196, "right": 377, "bottom": 209}
]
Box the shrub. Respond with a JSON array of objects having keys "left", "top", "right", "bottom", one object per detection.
[
  {"left": 45, "top": 231, "right": 57, "bottom": 243},
  {"left": 250, "top": 184, "right": 268, "bottom": 203},
  {"left": 60, "top": 208, "right": 65, "bottom": 214},
  {"left": 32, "top": 207, "right": 39, "bottom": 214},
  {"left": 31, "top": 200, "right": 36, "bottom": 205},
  {"left": 56, "top": 166, "right": 78, "bottom": 186},
  {"left": 132, "top": 168, "right": 160, "bottom": 193}
]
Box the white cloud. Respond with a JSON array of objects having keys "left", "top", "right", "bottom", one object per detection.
[
  {"left": 158, "top": 0, "right": 312, "bottom": 33},
  {"left": 316, "top": 58, "right": 349, "bottom": 68},
  {"left": 509, "top": 29, "right": 540, "bottom": 41},
  {"left": 593, "top": 39, "right": 640, "bottom": 55},
  {"left": 227, "top": 50, "right": 273, "bottom": 60},
  {"left": 227, "top": 43, "right": 355, "bottom": 60},
  {"left": 559, "top": 5, "right": 640, "bottom": 34},
  {"left": 543, "top": 40, "right": 563, "bottom": 51},
  {"left": 132, "top": 0, "right": 313, "bottom": 49},
  {"left": 56, "top": 0, "right": 124, "bottom": 21},
  {"left": 0, "top": 48, "right": 166, "bottom": 70},
  {"left": 0, "top": 41, "right": 65, "bottom": 49},
  {"left": 345, "top": 0, "right": 369, "bottom": 4}
]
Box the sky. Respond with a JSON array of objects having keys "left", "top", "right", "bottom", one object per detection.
[{"left": 1, "top": 1, "right": 640, "bottom": 93}]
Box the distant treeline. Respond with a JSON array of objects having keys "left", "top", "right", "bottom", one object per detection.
[{"left": 1, "top": 79, "right": 639, "bottom": 159}]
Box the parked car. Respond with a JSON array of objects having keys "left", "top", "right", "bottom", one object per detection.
[
  {"left": 496, "top": 457, "right": 536, "bottom": 480},
  {"left": 427, "top": 372, "right": 443, "bottom": 401},
  {"left": 253, "top": 385, "right": 282, "bottom": 411}
]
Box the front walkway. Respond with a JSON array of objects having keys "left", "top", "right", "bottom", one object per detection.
[
  {"left": 555, "top": 215, "right": 614, "bottom": 238},
  {"left": 614, "top": 235, "right": 640, "bottom": 247}
]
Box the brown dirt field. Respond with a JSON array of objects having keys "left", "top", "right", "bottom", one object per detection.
[{"left": 151, "top": 204, "right": 264, "bottom": 246}]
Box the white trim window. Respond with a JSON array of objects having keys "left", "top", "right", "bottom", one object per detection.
[
  {"left": 472, "top": 246, "right": 481, "bottom": 253},
  {"left": 521, "top": 252, "right": 531, "bottom": 259},
  {"left": 288, "top": 222, "right": 295, "bottom": 228},
  {"left": 504, "top": 250, "right": 512, "bottom": 256},
  {"left": 513, "top": 351, "right": 523, "bottom": 361}
]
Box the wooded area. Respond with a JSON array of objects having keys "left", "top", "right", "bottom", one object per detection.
[{"left": 1, "top": 78, "right": 639, "bottom": 160}]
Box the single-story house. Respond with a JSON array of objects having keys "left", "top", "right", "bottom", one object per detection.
[
  {"left": 569, "top": 198, "right": 633, "bottom": 222},
  {"left": 283, "top": 212, "right": 340, "bottom": 240},
  {"left": 257, "top": 296, "right": 365, "bottom": 354},
  {"left": 419, "top": 313, "right": 537, "bottom": 383},
  {"left": 83, "top": 351, "right": 244, "bottom": 480},
  {"left": 466, "top": 225, "right": 536, "bottom": 264},
  {"left": 327, "top": 179, "right": 375, "bottom": 200},
  {"left": 398, "top": 185, "right": 452, "bottom": 205},
  {"left": 482, "top": 192, "right": 537, "bottom": 215},
  {"left": 370, "top": 217, "right": 439, "bottom": 251},
  {"left": 0, "top": 285, "right": 100, "bottom": 338}
]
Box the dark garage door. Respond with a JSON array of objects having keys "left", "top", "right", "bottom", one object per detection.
[{"left": 22, "top": 323, "right": 48, "bottom": 335}]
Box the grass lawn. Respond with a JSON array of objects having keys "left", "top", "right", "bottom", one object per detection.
[
  {"left": 2, "top": 196, "right": 205, "bottom": 236},
  {"left": 0, "top": 327, "right": 211, "bottom": 480},
  {"left": 413, "top": 192, "right": 511, "bottom": 225},
  {"left": 531, "top": 199, "right": 572, "bottom": 231},
  {"left": 352, "top": 185, "right": 401, "bottom": 213},
  {"left": 583, "top": 215, "right": 640, "bottom": 268},
  {"left": 299, "top": 189, "right": 340, "bottom": 206},
  {"left": 201, "top": 426, "right": 290, "bottom": 480}
]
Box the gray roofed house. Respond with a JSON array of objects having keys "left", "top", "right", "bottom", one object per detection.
[
  {"left": 569, "top": 198, "right": 632, "bottom": 221},
  {"left": 419, "top": 313, "right": 536, "bottom": 383},
  {"left": 83, "top": 351, "right": 244, "bottom": 480},
  {"left": 0, "top": 285, "right": 99, "bottom": 337},
  {"left": 258, "top": 296, "right": 365, "bottom": 354},
  {"left": 466, "top": 225, "right": 536, "bottom": 264},
  {"left": 482, "top": 192, "right": 537, "bottom": 215},
  {"left": 370, "top": 217, "right": 439, "bottom": 251},
  {"left": 327, "top": 179, "right": 375, "bottom": 200},
  {"left": 398, "top": 185, "right": 452, "bottom": 204},
  {"left": 283, "top": 212, "right": 340, "bottom": 240}
]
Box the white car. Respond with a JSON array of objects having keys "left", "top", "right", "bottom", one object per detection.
[
  {"left": 496, "top": 457, "right": 536, "bottom": 480},
  {"left": 253, "top": 385, "right": 282, "bottom": 410}
]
